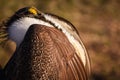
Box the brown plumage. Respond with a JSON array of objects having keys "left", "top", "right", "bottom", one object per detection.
[
  {"left": 4, "top": 24, "right": 88, "bottom": 80},
  {"left": 0, "top": 7, "right": 91, "bottom": 80}
]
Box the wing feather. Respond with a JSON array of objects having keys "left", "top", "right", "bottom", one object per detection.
[
  {"left": 4, "top": 24, "right": 89, "bottom": 80},
  {"left": 48, "top": 25, "right": 88, "bottom": 80},
  {"left": 44, "top": 13, "right": 91, "bottom": 75}
]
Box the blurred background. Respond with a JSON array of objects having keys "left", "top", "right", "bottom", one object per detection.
[{"left": 0, "top": 0, "right": 120, "bottom": 80}]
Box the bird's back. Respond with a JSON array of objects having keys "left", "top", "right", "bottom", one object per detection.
[{"left": 4, "top": 24, "right": 88, "bottom": 80}]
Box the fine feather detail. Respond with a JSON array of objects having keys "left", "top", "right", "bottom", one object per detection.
[
  {"left": 9, "top": 13, "right": 88, "bottom": 67},
  {"left": 5, "top": 25, "right": 88, "bottom": 80},
  {"left": 0, "top": 22, "right": 8, "bottom": 44},
  {"left": 8, "top": 12, "right": 90, "bottom": 75},
  {"left": 8, "top": 17, "right": 53, "bottom": 47},
  {"left": 44, "top": 13, "right": 89, "bottom": 68},
  {"left": 1, "top": 7, "right": 90, "bottom": 80}
]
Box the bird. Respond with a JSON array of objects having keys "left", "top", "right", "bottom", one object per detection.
[{"left": 0, "top": 7, "right": 91, "bottom": 80}]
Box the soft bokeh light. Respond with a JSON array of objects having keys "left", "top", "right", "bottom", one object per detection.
[{"left": 0, "top": 0, "right": 120, "bottom": 80}]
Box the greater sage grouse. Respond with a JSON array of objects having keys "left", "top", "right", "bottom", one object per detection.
[{"left": 0, "top": 7, "right": 91, "bottom": 80}]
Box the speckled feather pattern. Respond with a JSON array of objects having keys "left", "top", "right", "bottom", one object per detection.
[
  {"left": 15, "top": 25, "right": 59, "bottom": 80},
  {"left": 4, "top": 24, "right": 88, "bottom": 80},
  {"left": 1, "top": 7, "right": 90, "bottom": 80},
  {"left": 8, "top": 14, "right": 91, "bottom": 76}
]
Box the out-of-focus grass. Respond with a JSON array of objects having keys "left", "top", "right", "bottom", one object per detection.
[
  {"left": 0, "top": 40, "right": 16, "bottom": 68},
  {"left": 0, "top": 0, "right": 120, "bottom": 80}
]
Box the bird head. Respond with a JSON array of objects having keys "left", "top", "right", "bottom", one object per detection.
[
  {"left": 0, "top": 7, "right": 44, "bottom": 69},
  {"left": 7, "top": 7, "right": 53, "bottom": 47}
]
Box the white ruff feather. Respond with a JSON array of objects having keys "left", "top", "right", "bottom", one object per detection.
[
  {"left": 8, "top": 17, "right": 53, "bottom": 47},
  {"left": 44, "top": 14, "right": 87, "bottom": 66}
]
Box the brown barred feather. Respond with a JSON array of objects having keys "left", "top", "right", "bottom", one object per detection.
[{"left": 5, "top": 24, "right": 88, "bottom": 80}]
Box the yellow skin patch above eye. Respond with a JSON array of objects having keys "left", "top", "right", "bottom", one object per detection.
[{"left": 28, "top": 7, "right": 37, "bottom": 15}]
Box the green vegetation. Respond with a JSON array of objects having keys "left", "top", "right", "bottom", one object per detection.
[{"left": 0, "top": 0, "right": 120, "bottom": 80}]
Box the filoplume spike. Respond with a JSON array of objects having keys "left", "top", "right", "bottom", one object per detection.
[{"left": 0, "top": 21, "right": 16, "bottom": 69}]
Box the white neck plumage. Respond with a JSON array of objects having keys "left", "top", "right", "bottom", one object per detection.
[{"left": 8, "top": 17, "right": 53, "bottom": 47}]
